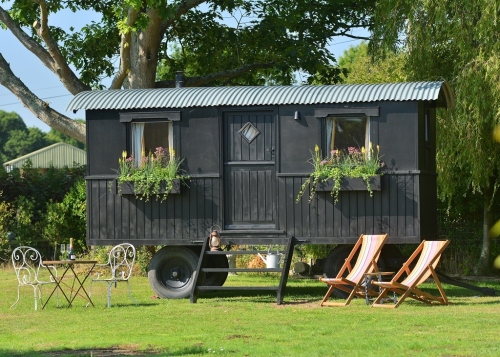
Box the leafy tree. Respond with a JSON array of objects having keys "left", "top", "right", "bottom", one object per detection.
[
  {"left": 0, "top": 0, "right": 375, "bottom": 143},
  {"left": 45, "top": 119, "right": 86, "bottom": 150},
  {"left": 43, "top": 178, "right": 86, "bottom": 252},
  {"left": 371, "top": 0, "right": 500, "bottom": 274},
  {"left": 0, "top": 191, "right": 14, "bottom": 260},
  {"left": 0, "top": 110, "right": 27, "bottom": 163},
  {"left": 337, "top": 42, "right": 408, "bottom": 84},
  {"left": 2, "top": 127, "right": 51, "bottom": 161}
]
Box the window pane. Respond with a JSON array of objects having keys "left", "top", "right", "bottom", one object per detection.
[
  {"left": 326, "top": 117, "right": 368, "bottom": 154},
  {"left": 132, "top": 122, "right": 171, "bottom": 166}
]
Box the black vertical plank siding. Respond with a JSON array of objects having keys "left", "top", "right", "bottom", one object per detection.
[
  {"left": 136, "top": 197, "right": 145, "bottom": 241},
  {"left": 319, "top": 191, "right": 329, "bottom": 238},
  {"left": 197, "top": 179, "right": 206, "bottom": 236},
  {"left": 310, "top": 185, "right": 320, "bottom": 238},
  {"left": 181, "top": 181, "right": 190, "bottom": 239},
  {"left": 250, "top": 114, "right": 257, "bottom": 160},
  {"left": 121, "top": 193, "right": 130, "bottom": 241},
  {"left": 189, "top": 180, "right": 198, "bottom": 239},
  {"left": 278, "top": 177, "right": 287, "bottom": 231},
  {"left": 242, "top": 170, "right": 250, "bottom": 221},
  {"left": 357, "top": 192, "right": 366, "bottom": 235},
  {"left": 98, "top": 181, "right": 107, "bottom": 240},
  {"left": 286, "top": 178, "right": 295, "bottom": 236},
  {"left": 159, "top": 196, "right": 167, "bottom": 239},
  {"left": 89, "top": 181, "right": 99, "bottom": 240},
  {"left": 365, "top": 190, "right": 375, "bottom": 234},
  {"left": 388, "top": 175, "right": 398, "bottom": 238}
]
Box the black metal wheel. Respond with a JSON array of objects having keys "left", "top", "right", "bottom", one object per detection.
[
  {"left": 148, "top": 246, "right": 198, "bottom": 299},
  {"left": 323, "top": 245, "right": 356, "bottom": 298},
  {"left": 205, "top": 253, "right": 229, "bottom": 287}
]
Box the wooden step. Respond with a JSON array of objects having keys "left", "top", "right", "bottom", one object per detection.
[{"left": 191, "top": 234, "right": 297, "bottom": 305}]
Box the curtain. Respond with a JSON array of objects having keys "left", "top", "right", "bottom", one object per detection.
[
  {"left": 131, "top": 123, "right": 145, "bottom": 167},
  {"left": 326, "top": 118, "right": 335, "bottom": 155},
  {"left": 365, "top": 118, "right": 370, "bottom": 158}
]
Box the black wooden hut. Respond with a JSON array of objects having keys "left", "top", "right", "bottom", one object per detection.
[{"left": 67, "top": 81, "right": 454, "bottom": 299}]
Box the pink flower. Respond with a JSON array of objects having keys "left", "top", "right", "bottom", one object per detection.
[
  {"left": 320, "top": 160, "right": 328, "bottom": 165},
  {"left": 348, "top": 147, "right": 361, "bottom": 155}
]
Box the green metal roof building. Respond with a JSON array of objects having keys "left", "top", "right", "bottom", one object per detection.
[{"left": 2, "top": 142, "right": 86, "bottom": 172}]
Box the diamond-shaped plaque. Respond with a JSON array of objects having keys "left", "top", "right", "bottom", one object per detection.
[{"left": 238, "top": 122, "right": 260, "bottom": 143}]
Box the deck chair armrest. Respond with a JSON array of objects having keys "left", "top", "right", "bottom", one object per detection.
[{"left": 372, "top": 280, "right": 408, "bottom": 290}]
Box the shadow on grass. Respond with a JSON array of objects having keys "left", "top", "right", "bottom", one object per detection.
[
  {"left": 193, "top": 279, "right": 500, "bottom": 306},
  {"left": 3, "top": 345, "right": 208, "bottom": 357}
]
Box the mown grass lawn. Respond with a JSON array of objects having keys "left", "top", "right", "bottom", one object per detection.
[{"left": 0, "top": 267, "right": 499, "bottom": 357}]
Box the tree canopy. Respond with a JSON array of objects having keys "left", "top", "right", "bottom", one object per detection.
[
  {"left": 336, "top": 42, "right": 407, "bottom": 84},
  {"left": 0, "top": 0, "right": 375, "bottom": 142},
  {"left": 371, "top": 0, "right": 500, "bottom": 273},
  {"left": 0, "top": 109, "right": 84, "bottom": 165}
]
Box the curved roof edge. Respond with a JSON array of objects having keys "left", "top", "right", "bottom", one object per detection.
[
  {"left": 439, "top": 81, "right": 455, "bottom": 108},
  {"left": 67, "top": 81, "right": 455, "bottom": 112}
]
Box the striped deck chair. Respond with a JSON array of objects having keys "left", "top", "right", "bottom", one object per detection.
[
  {"left": 371, "top": 240, "right": 450, "bottom": 308},
  {"left": 319, "top": 234, "right": 388, "bottom": 307}
]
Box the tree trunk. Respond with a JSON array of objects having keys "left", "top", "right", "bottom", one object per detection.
[
  {"left": 474, "top": 181, "right": 493, "bottom": 275},
  {"left": 128, "top": 9, "right": 162, "bottom": 89}
]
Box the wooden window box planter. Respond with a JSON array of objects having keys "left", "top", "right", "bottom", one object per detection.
[
  {"left": 315, "top": 175, "right": 381, "bottom": 192},
  {"left": 116, "top": 178, "right": 181, "bottom": 195}
]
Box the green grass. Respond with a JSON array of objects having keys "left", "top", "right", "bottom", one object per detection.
[{"left": 1, "top": 267, "right": 500, "bottom": 357}]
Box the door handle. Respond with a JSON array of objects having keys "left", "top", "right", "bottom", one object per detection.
[{"left": 266, "top": 146, "right": 275, "bottom": 158}]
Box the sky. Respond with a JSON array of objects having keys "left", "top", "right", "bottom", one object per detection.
[{"left": 0, "top": 3, "right": 367, "bottom": 133}]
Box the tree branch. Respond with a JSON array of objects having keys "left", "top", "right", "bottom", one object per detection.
[
  {"left": 110, "top": 7, "right": 138, "bottom": 89},
  {"left": 31, "top": 0, "right": 89, "bottom": 94},
  {"left": 155, "top": 62, "right": 275, "bottom": 88},
  {"left": 0, "top": 53, "right": 86, "bottom": 143},
  {"left": 160, "top": 0, "right": 207, "bottom": 35}
]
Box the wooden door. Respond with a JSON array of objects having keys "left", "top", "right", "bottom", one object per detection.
[{"left": 223, "top": 111, "right": 276, "bottom": 229}]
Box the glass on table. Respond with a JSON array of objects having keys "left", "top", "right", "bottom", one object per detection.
[{"left": 60, "top": 244, "right": 66, "bottom": 260}]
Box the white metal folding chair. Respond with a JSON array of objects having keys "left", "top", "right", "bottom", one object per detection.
[
  {"left": 88, "top": 243, "right": 138, "bottom": 307},
  {"left": 11, "top": 246, "right": 58, "bottom": 310}
]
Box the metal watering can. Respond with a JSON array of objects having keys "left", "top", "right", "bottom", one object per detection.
[{"left": 258, "top": 249, "right": 282, "bottom": 269}]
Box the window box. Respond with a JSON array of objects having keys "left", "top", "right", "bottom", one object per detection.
[
  {"left": 315, "top": 175, "right": 381, "bottom": 192},
  {"left": 117, "top": 178, "right": 181, "bottom": 195}
]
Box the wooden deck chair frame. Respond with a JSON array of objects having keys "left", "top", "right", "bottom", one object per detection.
[
  {"left": 371, "top": 240, "right": 450, "bottom": 308},
  {"left": 319, "top": 234, "right": 388, "bottom": 307}
]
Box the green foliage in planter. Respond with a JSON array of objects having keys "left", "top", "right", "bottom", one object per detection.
[
  {"left": 117, "top": 147, "right": 188, "bottom": 202},
  {"left": 296, "top": 143, "right": 383, "bottom": 203}
]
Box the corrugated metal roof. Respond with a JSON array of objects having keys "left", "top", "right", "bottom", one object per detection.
[
  {"left": 3, "top": 142, "right": 86, "bottom": 170},
  {"left": 66, "top": 81, "right": 454, "bottom": 112}
]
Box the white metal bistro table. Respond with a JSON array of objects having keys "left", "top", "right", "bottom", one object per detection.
[{"left": 41, "top": 260, "right": 97, "bottom": 309}]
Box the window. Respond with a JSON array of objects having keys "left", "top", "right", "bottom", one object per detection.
[
  {"left": 325, "top": 116, "right": 370, "bottom": 155},
  {"left": 131, "top": 121, "right": 173, "bottom": 166}
]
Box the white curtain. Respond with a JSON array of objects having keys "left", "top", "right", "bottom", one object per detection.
[
  {"left": 168, "top": 122, "right": 173, "bottom": 150},
  {"left": 326, "top": 117, "right": 335, "bottom": 155},
  {"left": 365, "top": 118, "right": 370, "bottom": 158},
  {"left": 131, "top": 123, "right": 145, "bottom": 167}
]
